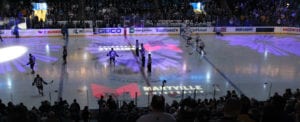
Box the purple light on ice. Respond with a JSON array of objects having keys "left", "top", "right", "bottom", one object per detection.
[{"left": 219, "top": 35, "right": 300, "bottom": 56}]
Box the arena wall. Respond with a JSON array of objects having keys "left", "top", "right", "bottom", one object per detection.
[{"left": 0, "top": 27, "right": 299, "bottom": 38}]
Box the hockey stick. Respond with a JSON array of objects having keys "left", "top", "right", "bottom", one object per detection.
[
  {"left": 47, "top": 80, "right": 54, "bottom": 85},
  {"left": 52, "top": 57, "right": 62, "bottom": 65},
  {"left": 21, "top": 64, "right": 27, "bottom": 67},
  {"left": 92, "top": 54, "right": 124, "bottom": 61}
]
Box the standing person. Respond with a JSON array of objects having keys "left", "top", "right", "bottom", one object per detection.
[
  {"left": 0, "top": 35, "right": 3, "bottom": 42},
  {"left": 27, "top": 53, "right": 36, "bottom": 74},
  {"left": 64, "top": 25, "right": 69, "bottom": 40},
  {"left": 61, "top": 25, "right": 68, "bottom": 40},
  {"left": 97, "top": 96, "right": 106, "bottom": 111},
  {"left": 137, "top": 95, "right": 176, "bottom": 122},
  {"left": 0, "top": 30, "right": 3, "bottom": 42},
  {"left": 199, "top": 40, "right": 206, "bottom": 55},
  {"left": 147, "top": 53, "right": 152, "bottom": 72},
  {"left": 135, "top": 40, "right": 139, "bottom": 57},
  {"left": 107, "top": 48, "right": 119, "bottom": 65},
  {"left": 14, "top": 25, "right": 19, "bottom": 38},
  {"left": 63, "top": 46, "right": 67, "bottom": 64},
  {"left": 184, "top": 27, "right": 192, "bottom": 47},
  {"left": 140, "top": 43, "right": 146, "bottom": 67},
  {"left": 32, "top": 74, "right": 48, "bottom": 96},
  {"left": 82, "top": 106, "right": 91, "bottom": 122},
  {"left": 215, "top": 27, "right": 223, "bottom": 36},
  {"left": 70, "top": 99, "right": 81, "bottom": 122},
  {"left": 195, "top": 36, "right": 201, "bottom": 52},
  {"left": 61, "top": 26, "right": 65, "bottom": 39}
]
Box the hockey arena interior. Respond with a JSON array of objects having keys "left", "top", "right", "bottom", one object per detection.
[{"left": 0, "top": 0, "right": 300, "bottom": 122}]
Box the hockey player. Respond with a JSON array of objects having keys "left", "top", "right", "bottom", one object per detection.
[
  {"left": 27, "top": 53, "right": 36, "bottom": 74},
  {"left": 215, "top": 27, "right": 224, "bottom": 36},
  {"left": 61, "top": 26, "right": 65, "bottom": 39},
  {"left": 183, "top": 27, "right": 192, "bottom": 46},
  {"left": 13, "top": 26, "right": 19, "bottom": 38},
  {"left": 195, "top": 36, "right": 201, "bottom": 52},
  {"left": 0, "top": 31, "right": 3, "bottom": 42},
  {"left": 147, "top": 53, "right": 152, "bottom": 72},
  {"left": 198, "top": 39, "right": 206, "bottom": 55},
  {"left": 61, "top": 25, "right": 69, "bottom": 40},
  {"left": 135, "top": 40, "right": 139, "bottom": 57},
  {"left": 140, "top": 43, "right": 146, "bottom": 67},
  {"left": 63, "top": 46, "right": 67, "bottom": 64},
  {"left": 107, "top": 48, "right": 119, "bottom": 65},
  {"left": 32, "top": 74, "right": 48, "bottom": 96}
]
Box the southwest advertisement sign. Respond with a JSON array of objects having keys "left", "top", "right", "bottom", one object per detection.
[
  {"left": 190, "top": 27, "right": 214, "bottom": 34},
  {"left": 226, "top": 27, "right": 255, "bottom": 33},
  {"left": 69, "top": 28, "right": 93, "bottom": 36},
  {"left": 127, "top": 27, "right": 180, "bottom": 35}
]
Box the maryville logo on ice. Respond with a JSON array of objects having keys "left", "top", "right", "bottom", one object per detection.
[{"left": 143, "top": 85, "right": 204, "bottom": 95}]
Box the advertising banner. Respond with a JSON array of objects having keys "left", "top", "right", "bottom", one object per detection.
[
  {"left": 256, "top": 27, "right": 274, "bottom": 32},
  {"left": 95, "top": 28, "right": 124, "bottom": 36},
  {"left": 127, "top": 27, "right": 180, "bottom": 35},
  {"left": 69, "top": 28, "right": 93, "bottom": 36},
  {"left": 281, "top": 27, "right": 300, "bottom": 34},
  {"left": 1, "top": 29, "right": 62, "bottom": 37}
]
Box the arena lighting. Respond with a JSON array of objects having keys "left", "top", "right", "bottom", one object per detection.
[
  {"left": 220, "top": 35, "right": 300, "bottom": 56},
  {"left": 0, "top": 46, "right": 28, "bottom": 63}
]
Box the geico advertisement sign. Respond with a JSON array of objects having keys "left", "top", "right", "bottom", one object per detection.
[{"left": 97, "top": 28, "right": 122, "bottom": 34}]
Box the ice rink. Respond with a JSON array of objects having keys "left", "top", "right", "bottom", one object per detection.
[{"left": 0, "top": 34, "right": 300, "bottom": 109}]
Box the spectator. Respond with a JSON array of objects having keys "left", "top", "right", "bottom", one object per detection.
[
  {"left": 70, "top": 99, "right": 81, "bottom": 122},
  {"left": 137, "top": 95, "right": 176, "bottom": 122},
  {"left": 218, "top": 97, "right": 241, "bottom": 122},
  {"left": 82, "top": 106, "right": 91, "bottom": 122}
]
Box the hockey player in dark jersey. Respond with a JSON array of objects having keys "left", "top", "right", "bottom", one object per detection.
[
  {"left": 198, "top": 39, "right": 206, "bottom": 55},
  {"left": 0, "top": 31, "right": 3, "bottom": 42},
  {"left": 32, "top": 74, "right": 48, "bottom": 96},
  {"left": 63, "top": 46, "right": 67, "bottom": 64},
  {"left": 135, "top": 40, "right": 139, "bottom": 57},
  {"left": 195, "top": 36, "right": 201, "bottom": 52},
  {"left": 140, "top": 43, "right": 146, "bottom": 67},
  {"left": 107, "top": 48, "right": 119, "bottom": 65},
  {"left": 147, "top": 53, "right": 152, "bottom": 72},
  {"left": 26, "top": 53, "right": 36, "bottom": 74}
]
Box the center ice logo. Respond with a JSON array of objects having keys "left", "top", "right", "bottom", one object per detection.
[{"left": 85, "top": 36, "right": 183, "bottom": 73}]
